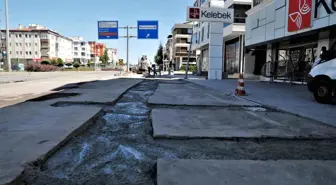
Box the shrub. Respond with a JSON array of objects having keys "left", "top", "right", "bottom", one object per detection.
[
  {"left": 26, "top": 63, "right": 59, "bottom": 72},
  {"left": 50, "top": 60, "right": 57, "bottom": 66},
  {"left": 180, "top": 65, "right": 197, "bottom": 72},
  {"left": 73, "top": 62, "right": 80, "bottom": 69},
  {"left": 41, "top": 60, "right": 50, "bottom": 65}
]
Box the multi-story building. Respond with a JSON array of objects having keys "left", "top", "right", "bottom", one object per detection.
[
  {"left": 191, "top": 0, "right": 252, "bottom": 78},
  {"left": 244, "top": 0, "right": 336, "bottom": 82},
  {"left": 70, "top": 37, "right": 91, "bottom": 65},
  {"left": 106, "top": 48, "right": 118, "bottom": 63},
  {"left": 163, "top": 37, "right": 173, "bottom": 70},
  {"left": 170, "top": 22, "right": 196, "bottom": 70},
  {"left": 1, "top": 24, "right": 73, "bottom": 65},
  {"left": 88, "top": 41, "right": 106, "bottom": 57}
]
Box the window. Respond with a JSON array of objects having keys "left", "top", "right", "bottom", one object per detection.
[
  {"left": 16, "top": 51, "right": 18, "bottom": 55},
  {"left": 74, "top": 52, "right": 78, "bottom": 56},
  {"left": 19, "top": 43, "right": 22, "bottom": 46},
  {"left": 19, "top": 34, "right": 22, "bottom": 38},
  {"left": 82, "top": 48, "right": 85, "bottom": 51},
  {"left": 25, "top": 43, "right": 28, "bottom": 47},
  {"left": 201, "top": 27, "right": 204, "bottom": 42},
  {"left": 35, "top": 51, "right": 38, "bottom": 55},
  {"left": 29, "top": 34, "right": 31, "bottom": 38},
  {"left": 9, "top": 43, "right": 11, "bottom": 46},
  {"left": 9, "top": 51, "right": 11, "bottom": 54},
  {"left": 35, "top": 34, "right": 38, "bottom": 38},
  {"left": 74, "top": 47, "right": 78, "bottom": 51},
  {"left": 25, "top": 34, "right": 28, "bottom": 38},
  {"left": 20, "top": 51, "right": 22, "bottom": 55},
  {"left": 29, "top": 51, "right": 32, "bottom": 55},
  {"left": 29, "top": 43, "right": 31, "bottom": 47},
  {"left": 9, "top": 34, "right": 11, "bottom": 38},
  {"left": 26, "top": 51, "right": 28, "bottom": 55},
  {"left": 16, "top": 34, "right": 18, "bottom": 38},
  {"left": 35, "top": 43, "right": 38, "bottom": 46},
  {"left": 16, "top": 43, "right": 18, "bottom": 46},
  {"left": 207, "top": 23, "right": 210, "bottom": 39}
]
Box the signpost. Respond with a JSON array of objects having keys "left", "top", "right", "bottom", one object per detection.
[
  {"left": 185, "top": 6, "right": 233, "bottom": 79},
  {"left": 98, "top": 20, "right": 159, "bottom": 72},
  {"left": 98, "top": 21, "right": 119, "bottom": 39},
  {"left": 137, "top": 21, "right": 159, "bottom": 39}
]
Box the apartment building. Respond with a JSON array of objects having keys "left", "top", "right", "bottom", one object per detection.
[
  {"left": 245, "top": 0, "right": 336, "bottom": 81},
  {"left": 70, "top": 37, "right": 91, "bottom": 65},
  {"left": 1, "top": 24, "right": 73, "bottom": 65},
  {"left": 191, "top": 0, "right": 251, "bottom": 78},
  {"left": 170, "top": 22, "right": 196, "bottom": 70},
  {"left": 163, "top": 38, "right": 173, "bottom": 69},
  {"left": 88, "top": 41, "right": 106, "bottom": 57},
  {"left": 107, "top": 48, "right": 118, "bottom": 63}
]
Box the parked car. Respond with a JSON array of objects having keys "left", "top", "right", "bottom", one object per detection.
[{"left": 307, "top": 43, "right": 336, "bottom": 104}]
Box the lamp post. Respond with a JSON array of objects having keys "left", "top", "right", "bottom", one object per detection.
[{"left": 5, "top": 0, "right": 11, "bottom": 72}]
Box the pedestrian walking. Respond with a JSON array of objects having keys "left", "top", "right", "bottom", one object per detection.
[
  {"left": 152, "top": 64, "right": 157, "bottom": 77},
  {"left": 148, "top": 66, "right": 151, "bottom": 76}
]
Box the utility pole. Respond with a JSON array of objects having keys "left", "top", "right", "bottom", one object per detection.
[
  {"left": 185, "top": 24, "right": 194, "bottom": 79},
  {"left": 5, "top": 0, "right": 10, "bottom": 72},
  {"left": 119, "top": 26, "right": 136, "bottom": 72}
]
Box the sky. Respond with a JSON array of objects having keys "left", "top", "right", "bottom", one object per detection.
[{"left": 3, "top": 0, "right": 195, "bottom": 64}]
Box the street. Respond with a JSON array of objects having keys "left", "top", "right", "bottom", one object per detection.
[{"left": 1, "top": 75, "right": 336, "bottom": 185}]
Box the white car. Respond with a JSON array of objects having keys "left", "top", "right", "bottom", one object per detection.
[{"left": 307, "top": 44, "right": 336, "bottom": 104}]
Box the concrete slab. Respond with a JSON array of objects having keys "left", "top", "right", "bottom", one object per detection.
[
  {"left": 60, "top": 79, "right": 142, "bottom": 104},
  {"left": 152, "top": 108, "right": 336, "bottom": 138},
  {"left": 157, "top": 159, "right": 336, "bottom": 185},
  {"left": 0, "top": 102, "right": 101, "bottom": 184},
  {"left": 0, "top": 78, "right": 142, "bottom": 184},
  {"left": 148, "top": 83, "right": 255, "bottom": 106}
]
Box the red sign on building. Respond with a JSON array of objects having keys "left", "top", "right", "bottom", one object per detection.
[
  {"left": 288, "top": 0, "right": 312, "bottom": 32},
  {"left": 189, "top": 8, "right": 200, "bottom": 19}
]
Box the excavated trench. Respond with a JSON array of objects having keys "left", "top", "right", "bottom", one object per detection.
[{"left": 15, "top": 80, "right": 336, "bottom": 185}]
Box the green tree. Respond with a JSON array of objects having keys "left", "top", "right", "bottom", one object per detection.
[
  {"left": 41, "top": 60, "right": 50, "bottom": 65},
  {"left": 56, "top": 58, "right": 64, "bottom": 67},
  {"left": 50, "top": 59, "right": 57, "bottom": 66},
  {"left": 99, "top": 50, "right": 109, "bottom": 64},
  {"left": 154, "top": 43, "right": 163, "bottom": 65},
  {"left": 73, "top": 62, "right": 80, "bottom": 69}
]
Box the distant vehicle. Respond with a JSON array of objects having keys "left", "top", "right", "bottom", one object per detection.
[{"left": 307, "top": 43, "right": 336, "bottom": 104}]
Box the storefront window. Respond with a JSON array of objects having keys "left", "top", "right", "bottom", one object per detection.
[{"left": 225, "top": 41, "right": 240, "bottom": 74}]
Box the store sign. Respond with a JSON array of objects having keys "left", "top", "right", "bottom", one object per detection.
[
  {"left": 288, "top": 0, "right": 312, "bottom": 32},
  {"left": 314, "top": 0, "right": 336, "bottom": 18},
  {"left": 186, "top": 7, "right": 234, "bottom": 23}
]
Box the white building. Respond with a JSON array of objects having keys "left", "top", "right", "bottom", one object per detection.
[
  {"left": 107, "top": 48, "right": 118, "bottom": 63},
  {"left": 0, "top": 24, "right": 73, "bottom": 66},
  {"left": 70, "top": 37, "right": 91, "bottom": 65},
  {"left": 244, "top": 0, "right": 336, "bottom": 81},
  {"left": 191, "top": 0, "right": 252, "bottom": 78}
]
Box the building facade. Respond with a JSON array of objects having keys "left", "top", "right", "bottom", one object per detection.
[
  {"left": 171, "top": 22, "right": 196, "bottom": 70},
  {"left": 70, "top": 37, "right": 91, "bottom": 65},
  {"left": 1, "top": 24, "right": 74, "bottom": 66},
  {"left": 88, "top": 41, "right": 106, "bottom": 58},
  {"left": 191, "top": 0, "right": 252, "bottom": 78},
  {"left": 107, "top": 48, "right": 118, "bottom": 63},
  {"left": 245, "top": 0, "right": 336, "bottom": 81}
]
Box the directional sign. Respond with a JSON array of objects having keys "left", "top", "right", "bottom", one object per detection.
[
  {"left": 98, "top": 21, "right": 118, "bottom": 39},
  {"left": 137, "top": 20, "right": 159, "bottom": 39}
]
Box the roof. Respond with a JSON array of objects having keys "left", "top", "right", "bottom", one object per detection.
[
  {"left": 0, "top": 28, "right": 72, "bottom": 41},
  {"left": 171, "top": 23, "right": 192, "bottom": 32}
]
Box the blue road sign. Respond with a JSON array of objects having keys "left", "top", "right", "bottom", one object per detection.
[
  {"left": 137, "top": 20, "right": 159, "bottom": 39},
  {"left": 98, "top": 21, "right": 118, "bottom": 39}
]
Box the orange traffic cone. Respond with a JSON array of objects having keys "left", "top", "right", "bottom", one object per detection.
[{"left": 235, "top": 74, "right": 246, "bottom": 96}]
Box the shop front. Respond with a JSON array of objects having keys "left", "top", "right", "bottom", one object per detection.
[{"left": 245, "top": 0, "right": 336, "bottom": 82}]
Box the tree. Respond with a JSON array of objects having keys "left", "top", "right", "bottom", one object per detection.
[
  {"left": 154, "top": 43, "right": 163, "bottom": 65},
  {"left": 41, "top": 60, "right": 50, "bottom": 65},
  {"left": 73, "top": 62, "right": 80, "bottom": 69},
  {"left": 50, "top": 59, "right": 57, "bottom": 66},
  {"left": 99, "top": 50, "right": 109, "bottom": 64},
  {"left": 56, "top": 58, "right": 64, "bottom": 67}
]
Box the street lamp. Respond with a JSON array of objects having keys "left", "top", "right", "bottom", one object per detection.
[{"left": 5, "top": 0, "right": 10, "bottom": 72}]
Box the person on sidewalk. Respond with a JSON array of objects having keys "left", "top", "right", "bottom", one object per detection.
[
  {"left": 152, "top": 64, "right": 157, "bottom": 77},
  {"left": 148, "top": 66, "right": 151, "bottom": 77}
]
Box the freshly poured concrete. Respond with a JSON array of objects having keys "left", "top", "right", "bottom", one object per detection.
[
  {"left": 148, "top": 83, "right": 255, "bottom": 106},
  {"left": 152, "top": 108, "right": 336, "bottom": 138},
  {"left": 157, "top": 159, "right": 336, "bottom": 185}
]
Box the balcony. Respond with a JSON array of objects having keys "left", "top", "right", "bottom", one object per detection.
[
  {"left": 40, "top": 39, "right": 49, "bottom": 43},
  {"left": 174, "top": 34, "right": 191, "bottom": 39},
  {"left": 224, "top": 0, "right": 252, "bottom": 8},
  {"left": 175, "top": 43, "right": 190, "bottom": 48}
]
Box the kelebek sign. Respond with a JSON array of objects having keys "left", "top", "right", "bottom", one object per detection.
[
  {"left": 187, "top": 7, "right": 234, "bottom": 23},
  {"left": 288, "top": 0, "right": 312, "bottom": 32}
]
